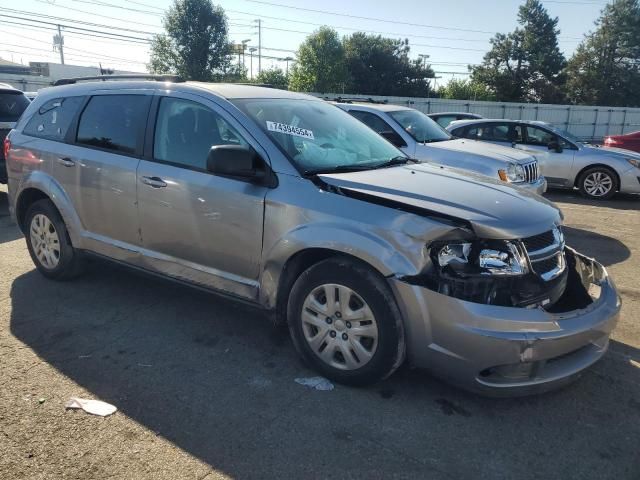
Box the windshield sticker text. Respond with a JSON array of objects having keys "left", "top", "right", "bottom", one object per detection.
[{"left": 266, "top": 121, "right": 314, "bottom": 140}]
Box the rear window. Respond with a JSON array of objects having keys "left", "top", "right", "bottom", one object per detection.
[
  {"left": 76, "top": 95, "right": 150, "bottom": 155},
  {"left": 0, "top": 92, "right": 30, "bottom": 122},
  {"left": 23, "top": 96, "right": 84, "bottom": 141}
]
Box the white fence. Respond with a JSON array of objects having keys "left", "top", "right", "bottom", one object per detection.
[{"left": 312, "top": 93, "right": 640, "bottom": 141}]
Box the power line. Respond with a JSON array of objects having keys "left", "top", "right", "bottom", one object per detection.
[{"left": 35, "top": 0, "right": 163, "bottom": 29}]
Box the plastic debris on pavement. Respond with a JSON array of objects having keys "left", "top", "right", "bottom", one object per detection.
[
  {"left": 65, "top": 397, "right": 117, "bottom": 417},
  {"left": 294, "top": 376, "right": 335, "bottom": 391}
]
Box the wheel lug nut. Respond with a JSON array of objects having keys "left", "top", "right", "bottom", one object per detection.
[
  {"left": 335, "top": 312, "right": 342, "bottom": 318},
  {"left": 342, "top": 333, "right": 348, "bottom": 340},
  {"left": 346, "top": 322, "right": 351, "bottom": 328},
  {"left": 326, "top": 317, "right": 332, "bottom": 324},
  {"left": 330, "top": 331, "right": 336, "bottom": 338}
]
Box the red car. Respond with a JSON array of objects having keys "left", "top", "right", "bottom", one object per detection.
[{"left": 604, "top": 131, "right": 640, "bottom": 153}]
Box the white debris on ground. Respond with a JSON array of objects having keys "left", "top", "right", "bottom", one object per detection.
[
  {"left": 294, "top": 376, "right": 334, "bottom": 391},
  {"left": 65, "top": 397, "right": 117, "bottom": 417}
]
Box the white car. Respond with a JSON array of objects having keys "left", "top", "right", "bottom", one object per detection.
[
  {"left": 334, "top": 102, "right": 546, "bottom": 195},
  {"left": 448, "top": 119, "right": 640, "bottom": 200}
]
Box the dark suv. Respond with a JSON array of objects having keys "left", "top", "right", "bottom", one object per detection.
[{"left": 0, "top": 84, "right": 30, "bottom": 183}]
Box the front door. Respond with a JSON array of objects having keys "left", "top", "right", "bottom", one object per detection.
[
  {"left": 514, "top": 124, "right": 576, "bottom": 186},
  {"left": 136, "top": 93, "right": 268, "bottom": 300}
]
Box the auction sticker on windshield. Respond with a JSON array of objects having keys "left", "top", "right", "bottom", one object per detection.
[{"left": 266, "top": 121, "right": 314, "bottom": 140}]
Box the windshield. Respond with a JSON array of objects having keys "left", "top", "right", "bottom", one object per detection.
[
  {"left": 233, "top": 99, "right": 406, "bottom": 174},
  {"left": 388, "top": 109, "right": 451, "bottom": 143}
]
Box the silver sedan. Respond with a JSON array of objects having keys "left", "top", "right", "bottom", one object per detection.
[{"left": 448, "top": 119, "right": 640, "bottom": 200}]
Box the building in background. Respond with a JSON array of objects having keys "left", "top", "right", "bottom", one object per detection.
[{"left": 0, "top": 59, "right": 144, "bottom": 92}]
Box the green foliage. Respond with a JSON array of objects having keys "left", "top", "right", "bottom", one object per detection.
[
  {"left": 289, "top": 27, "right": 349, "bottom": 93},
  {"left": 565, "top": 0, "right": 640, "bottom": 107},
  {"left": 471, "top": 0, "right": 566, "bottom": 102},
  {"left": 149, "top": 0, "right": 232, "bottom": 81},
  {"left": 437, "top": 79, "right": 496, "bottom": 101},
  {"left": 343, "top": 33, "right": 434, "bottom": 96},
  {"left": 255, "top": 68, "right": 289, "bottom": 90}
]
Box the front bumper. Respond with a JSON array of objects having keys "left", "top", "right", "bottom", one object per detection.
[
  {"left": 619, "top": 167, "right": 640, "bottom": 194},
  {"left": 390, "top": 248, "right": 620, "bottom": 396},
  {"left": 514, "top": 176, "right": 547, "bottom": 195}
]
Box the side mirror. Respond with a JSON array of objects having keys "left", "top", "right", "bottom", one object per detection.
[
  {"left": 548, "top": 140, "right": 563, "bottom": 153},
  {"left": 379, "top": 130, "right": 407, "bottom": 148},
  {"left": 206, "top": 145, "right": 274, "bottom": 186}
]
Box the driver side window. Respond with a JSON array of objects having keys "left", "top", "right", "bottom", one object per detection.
[
  {"left": 153, "top": 97, "right": 248, "bottom": 170},
  {"left": 525, "top": 126, "right": 555, "bottom": 147}
]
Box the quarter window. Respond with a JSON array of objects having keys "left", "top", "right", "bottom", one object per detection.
[
  {"left": 24, "top": 96, "right": 84, "bottom": 141},
  {"left": 153, "top": 97, "right": 247, "bottom": 170},
  {"left": 76, "top": 95, "right": 150, "bottom": 155}
]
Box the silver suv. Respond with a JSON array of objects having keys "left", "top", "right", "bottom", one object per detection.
[{"left": 5, "top": 76, "right": 620, "bottom": 395}]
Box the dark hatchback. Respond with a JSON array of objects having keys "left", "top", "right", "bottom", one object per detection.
[{"left": 0, "top": 84, "right": 30, "bottom": 183}]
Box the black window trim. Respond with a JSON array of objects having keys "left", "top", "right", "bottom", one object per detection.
[
  {"left": 70, "top": 93, "right": 152, "bottom": 158},
  {"left": 521, "top": 123, "right": 578, "bottom": 151}
]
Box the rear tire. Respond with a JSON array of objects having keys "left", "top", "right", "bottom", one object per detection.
[
  {"left": 24, "top": 199, "right": 84, "bottom": 280},
  {"left": 578, "top": 167, "right": 618, "bottom": 200},
  {"left": 287, "top": 257, "right": 405, "bottom": 386}
]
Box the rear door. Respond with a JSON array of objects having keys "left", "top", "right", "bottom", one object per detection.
[
  {"left": 136, "top": 92, "right": 268, "bottom": 300},
  {"left": 58, "top": 91, "right": 152, "bottom": 257}
]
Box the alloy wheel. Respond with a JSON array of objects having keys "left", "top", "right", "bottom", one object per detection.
[{"left": 583, "top": 171, "right": 613, "bottom": 197}]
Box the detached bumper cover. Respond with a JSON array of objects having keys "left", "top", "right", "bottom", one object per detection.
[{"left": 391, "top": 248, "right": 620, "bottom": 396}]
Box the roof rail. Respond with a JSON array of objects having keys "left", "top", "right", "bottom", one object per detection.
[
  {"left": 325, "top": 96, "right": 388, "bottom": 104},
  {"left": 52, "top": 74, "right": 185, "bottom": 86}
]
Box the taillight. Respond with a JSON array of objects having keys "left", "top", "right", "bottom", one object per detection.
[{"left": 3, "top": 136, "right": 9, "bottom": 160}]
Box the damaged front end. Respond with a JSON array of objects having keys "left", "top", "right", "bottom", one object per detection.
[{"left": 401, "top": 226, "right": 592, "bottom": 311}]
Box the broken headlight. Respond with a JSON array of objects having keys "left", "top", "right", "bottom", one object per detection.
[{"left": 435, "top": 240, "right": 528, "bottom": 276}]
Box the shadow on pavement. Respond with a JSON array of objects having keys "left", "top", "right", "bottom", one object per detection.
[
  {"left": 9, "top": 259, "right": 640, "bottom": 479},
  {"left": 546, "top": 189, "right": 640, "bottom": 211},
  {"left": 563, "top": 226, "right": 631, "bottom": 267}
]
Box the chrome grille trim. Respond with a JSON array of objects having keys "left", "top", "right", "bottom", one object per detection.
[
  {"left": 522, "top": 160, "right": 539, "bottom": 183},
  {"left": 521, "top": 227, "right": 566, "bottom": 281}
]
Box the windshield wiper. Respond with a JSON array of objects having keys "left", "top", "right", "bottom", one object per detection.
[{"left": 371, "top": 156, "right": 418, "bottom": 169}]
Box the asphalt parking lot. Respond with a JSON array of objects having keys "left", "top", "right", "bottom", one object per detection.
[{"left": 0, "top": 184, "right": 638, "bottom": 480}]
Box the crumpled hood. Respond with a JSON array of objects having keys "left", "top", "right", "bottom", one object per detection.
[
  {"left": 319, "top": 162, "right": 562, "bottom": 239},
  {"left": 423, "top": 138, "right": 536, "bottom": 165}
]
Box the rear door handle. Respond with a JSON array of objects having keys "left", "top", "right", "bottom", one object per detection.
[
  {"left": 57, "top": 157, "right": 75, "bottom": 167},
  {"left": 141, "top": 176, "right": 168, "bottom": 188}
]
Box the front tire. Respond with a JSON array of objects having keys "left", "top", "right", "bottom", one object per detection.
[
  {"left": 578, "top": 167, "right": 618, "bottom": 200},
  {"left": 287, "top": 257, "right": 405, "bottom": 386},
  {"left": 24, "top": 199, "right": 84, "bottom": 280}
]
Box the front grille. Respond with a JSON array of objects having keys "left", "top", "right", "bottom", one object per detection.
[
  {"left": 521, "top": 227, "right": 565, "bottom": 281},
  {"left": 522, "top": 161, "right": 539, "bottom": 183},
  {"left": 531, "top": 254, "right": 560, "bottom": 276},
  {"left": 522, "top": 229, "right": 555, "bottom": 252}
]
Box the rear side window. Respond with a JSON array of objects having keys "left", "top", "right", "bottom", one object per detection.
[
  {"left": 76, "top": 95, "right": 150, "bottom": 155},
  {"left": 0, "top": 92, "right": 30, "bottom": 122},
  {"left": 434, "top": 115, "right": 456, "bottom": 128},
  {"left": 23, "top": 97, "right": 84, "bottom": 141}
]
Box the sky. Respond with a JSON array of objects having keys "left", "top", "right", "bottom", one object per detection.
[{"left": 0, "top": 0, "right": 612, "bottom": 85}]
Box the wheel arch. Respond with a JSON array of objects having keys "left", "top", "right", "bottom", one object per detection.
[
  {"left": 574, "top": 163, "right": 620, "bottom": 190},
  {"left": 15, "top": 187, "right": 50, "bottom": 231}
]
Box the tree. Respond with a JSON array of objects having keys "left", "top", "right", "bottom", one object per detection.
[
  {"left": 149, "top": 0, "right": 232, "bottom": 81},
  {"left": 471, "top": 0, "right": 566, "bottom": 102},
  {"left": 565, "top": 0, "right": 640, "bottom": 106},
  {"left": 343, "top": 33, "right": 434, "bottom": 96},
  {"left": 289, "top": 27, "right": 349, "bottom": 93},
  {"left": 255, "top": 68, "right": 289, "bottom": 90},
  {"left": 437, "top": 78, "right": 496, "bottom": 101}
]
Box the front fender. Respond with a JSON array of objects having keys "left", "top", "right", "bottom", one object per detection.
[{"left": 259, "top": 222, "right": 426, "bottom": 309}]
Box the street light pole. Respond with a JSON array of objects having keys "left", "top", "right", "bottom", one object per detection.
[{"left": 249, "top": 47, "right": 257, "bottom": 80}]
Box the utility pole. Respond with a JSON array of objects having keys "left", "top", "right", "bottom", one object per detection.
[
  {"left": 55, "top": 24, "right": 65, "bottom": 65},
  {"left": 284, "top": 57, "right": 293, "bottom": 76},
  {"left": 256, "top": 19, "right": 262, "bottom": 75}
]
